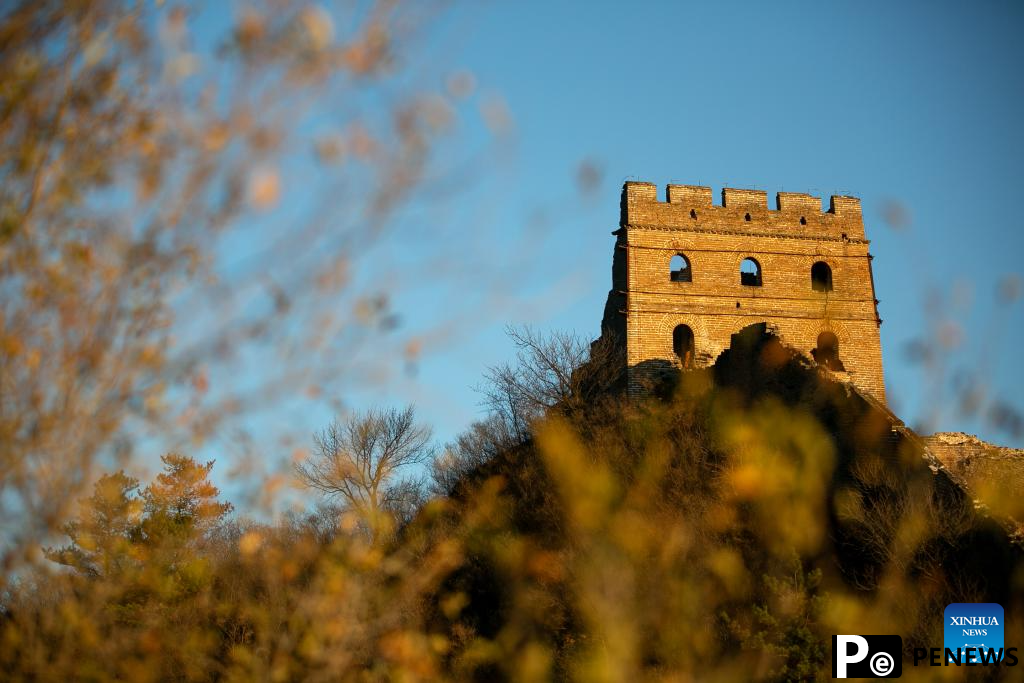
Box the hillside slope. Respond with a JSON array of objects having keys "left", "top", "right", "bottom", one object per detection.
[{"left": 428, "top": 323, "right": 1023, "bottom": 680}]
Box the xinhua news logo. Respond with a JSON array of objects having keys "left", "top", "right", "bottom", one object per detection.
[
  {"left": 945, "top": 603, "right": 1004, "bottom": 663},
  {"left": 832, "top": 635, "right": 902, "bottom": 678}
]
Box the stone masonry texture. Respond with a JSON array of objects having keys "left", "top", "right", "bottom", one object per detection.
[{"left": 600, "top": 181, "right": 886, "bottom": 403}]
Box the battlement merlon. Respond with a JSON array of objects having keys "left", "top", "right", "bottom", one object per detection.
[{"left": 620, "top": 181, "right": 865, "bottom": 239}]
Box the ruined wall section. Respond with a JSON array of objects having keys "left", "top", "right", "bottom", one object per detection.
[
  {"left": 618, "top": 181, "right": 886, "bottom": 403},
  {"left": 925, "top": 432, "right": 1024, "bottom": 534}
]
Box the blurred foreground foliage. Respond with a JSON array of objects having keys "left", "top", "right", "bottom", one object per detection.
[
  {"left": 0, "top": 0, "right": 484, "bottom": 572},
  {"left": 3, "top": 325, "right": 1022, "bottom": 681}
]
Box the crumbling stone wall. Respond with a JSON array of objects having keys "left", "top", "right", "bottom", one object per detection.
[
  {"left": 925, "top": 432, "right": 1024, "bottom": 536},
  {"left": 601, "top": 181, "right": 886, "bottom": 402},
  {"left": 926, "top": 432, "right": 1024, "bottom": 490}
]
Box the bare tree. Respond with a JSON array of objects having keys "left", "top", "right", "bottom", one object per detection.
[
  {"left": 295, "top": 406, "right": 433, "bottom": 538},
  {"left": 479, "top": 326, "right": 621, "bottom": 442},
  {"left": 430, "top": 327, "right": 622, "bottom": 499}
]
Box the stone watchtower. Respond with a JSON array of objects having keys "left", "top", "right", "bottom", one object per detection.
[{"left": 600, "top": 181, "right": 886, "bottom": 403}]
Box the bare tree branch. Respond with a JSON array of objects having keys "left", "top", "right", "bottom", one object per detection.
[{"left": 478, "top": 325, "right": 622, "bottom": 442}]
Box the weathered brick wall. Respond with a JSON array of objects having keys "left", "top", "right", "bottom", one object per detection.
[
  {"left": 611, "top": 181, "right": 886, "bottom": 403},
  {"left": 925, "top": 432, "right": 1024, "bottom": 534}
]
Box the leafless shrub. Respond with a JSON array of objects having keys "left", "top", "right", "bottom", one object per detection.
[
  {"left": 429, "top": 415, "right": 513, "bottom": 496},
  {"left": 479, "top": 325, "right": 621, "bottom": 442}
]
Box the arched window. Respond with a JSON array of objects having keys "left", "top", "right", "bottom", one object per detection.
[
  {"left": 669, "top": 254, "right": 692, "bottom": 282},
  {"left": 811, "top": 261, "right": 833, "bottom": 292},
  {"left": 740, "top": 257, "right": 762, "bottom": 286},
  {"left": 812, "top": 331, "right": 845, "bottom": 371},
  {"left": 673, "top": 324, "right": 695, "bottom": 368}
]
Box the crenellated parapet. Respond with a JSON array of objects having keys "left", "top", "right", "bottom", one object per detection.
[{"left": 621, "top": 181, "right": 865, "bottom": 240}]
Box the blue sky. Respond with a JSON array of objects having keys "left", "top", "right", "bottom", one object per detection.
[
  {"left": 169, "top": 0, "right": 1024, "bottom": 505},
  {"left": 368, "top": 0, "right": 1023, "bottom": 448}
]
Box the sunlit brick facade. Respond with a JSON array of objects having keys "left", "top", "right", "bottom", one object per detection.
[{"left": 600, "top": 181, "right": 886, "bottom": 403}]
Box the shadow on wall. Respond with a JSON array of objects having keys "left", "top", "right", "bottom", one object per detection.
[{"left": 630, "top": 322, "right": 801, "bottom": 400}]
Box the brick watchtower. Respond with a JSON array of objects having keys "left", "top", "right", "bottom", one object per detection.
[{"left": 600, "top": 181, "right": 886, "bottom": 403}]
